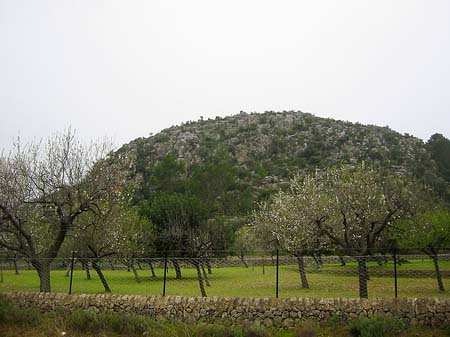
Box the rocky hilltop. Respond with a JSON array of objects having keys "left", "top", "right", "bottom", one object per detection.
[{"left": 114, "top": 111, "right": 447, "bottom": 218}]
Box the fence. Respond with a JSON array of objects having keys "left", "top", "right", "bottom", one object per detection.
[{"left": 0, "top": 250, "right": 449, "bottom": 299}]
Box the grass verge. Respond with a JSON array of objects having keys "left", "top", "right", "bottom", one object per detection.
[{"left": 1, "top": 296, "right": 450, "bottom": 337}]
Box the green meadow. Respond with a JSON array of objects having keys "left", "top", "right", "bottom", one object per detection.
[{"left": 1, "top": 258, "right": 449, "bottom": 298}]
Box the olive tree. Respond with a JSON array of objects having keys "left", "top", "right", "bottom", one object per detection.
[{"left": 0, "top": 130, "right": 121, "bottom": 292}]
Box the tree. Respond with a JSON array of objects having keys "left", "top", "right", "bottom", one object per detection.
[
  {"left": 427, "top": 133, "right": 450, "bottom": 183},
  {"left": 64, "top": 200, "right": 152, "bottom": 292},
  {"left": 0, "top": 130, "right": 121, "bottom": 292},
  {"left": 233, "top": 226, "right": 258, "bottom": 268},
  {"left": 426, "top": 134, "right": 450, "bottom": 200},
  {"left": 314, "top": 164, "right": 416, "bottom": 298},
  {"left": 396, "top": 204, "right": 450, "bottom": 291},
  {"left": 250, "top": 174, "right": 329, "bottom": 289}
]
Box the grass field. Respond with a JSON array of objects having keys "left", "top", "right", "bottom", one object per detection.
[{"left": 1, "top": 258, "right": 449, "bottom": 298}]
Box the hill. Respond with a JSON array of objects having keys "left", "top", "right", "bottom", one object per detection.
[{"left": 114, "top": 111, "right": 449, "bottom": 222}]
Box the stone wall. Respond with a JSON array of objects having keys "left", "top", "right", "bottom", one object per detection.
[{"left": 3, "top": 292, "right": 450, "bottom": 327}]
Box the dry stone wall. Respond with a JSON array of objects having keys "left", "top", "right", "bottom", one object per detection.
[{"left": 3, "top": 292, "right": 450, "bottom": 327}]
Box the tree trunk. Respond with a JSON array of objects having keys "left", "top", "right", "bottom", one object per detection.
[
  {"left": 357, "top": 257, "right": 368, "bottom": 299},
  {"left": 205, "top": 259, "right": 212, "bottom": 274},
  {"left": 239, "top": 252, "right": 248, "bottom": 268},
  {"left": 149, "top": 260, "right": 156, "bottom": 277},
  {"left": 375, "top": 255, "right": 387, "bottom": 266},
  {"left": 13, "top": 259, "right": 19, "bottom": 275},
  {"left": 296, "top": 255, "right": 309, "bottom": 289},
  {"left": 92, "top": 259, "right": 111, "bottom": 292},
  {"left": 32, "top": 259, "right": 52, "bottom": 292},
  {"left": 65, "top": 263, "right": 71, "bottom": 277},
  {"left": 193, "top": 261, "right": 207, "bottom": 297},
  {"left": 339, "top": 256, "right": 346, "bottom": 266},
  {"left": 126, "top": 259, "right": 131, "bottom": 272},
  {"left": 81, "top": 259, "right": 91, "bottom": 280},
  {"left": 313, "top": 253, "right": 322, "bottom": 267},
  {"left": 201, "top": 263, "right": 210, "bottom": 287},
  {"left": 172, "top": 260, "right": 182, "bottom": 279},
  {"left": 431, "top": 254, "right": 445, "bottom": 291},
  {"left": 131, "top": 260, "right": 141, "bottom": 283}
]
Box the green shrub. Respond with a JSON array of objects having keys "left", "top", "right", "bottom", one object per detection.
[
  {"left": 194, "top": 323, "right": 239, "bottom": 337},
  {"left": 192, "top": 323, "right": 269, "bottom": 337},
  {"left": 102, "top": 311, "right": 151, "bottom": 336},
  {"left": 245, "top": 327, "right": 270, "bottom": 337},
  {"left": 0, "top": 297, "right": 42, "bottom": 326},
  {"left": 348, "top": 315, "right": 406, "bottom": 337},
  {"left": 295, "top": 319, "right": 318, "bottom": 337},
  {"left": 65, "top": 308, "right": 103, "bottom": 333}
]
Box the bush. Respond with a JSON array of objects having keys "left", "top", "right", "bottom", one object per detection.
[
  {"left": 193, "top": 323, "right": 270, "bottom": 337},
  {"left": 348, "top": 315, "right": 406, "bottom": 337},
  {"left": 0, "top": 297, "right": 42, "bottom": 326},
  {"left": 65, "top": 308, "right": 102, "bottom": 333},
  {"left": 295, "top": 319, "right": 318, "bottom": 337},
  {"left": 103, "top": 311, "right": 151, "bottom": 336},
  {"left": 194, "top": 323, "right": 240, "bottom": 337}
]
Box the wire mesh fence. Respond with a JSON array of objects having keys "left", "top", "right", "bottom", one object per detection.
[{"left": 0, "top": 250, "right": 449, "bottom": 299}]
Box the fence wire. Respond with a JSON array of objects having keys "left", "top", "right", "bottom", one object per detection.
[{"left": 0, "top": 251, "right": 449, "bottom": 299}]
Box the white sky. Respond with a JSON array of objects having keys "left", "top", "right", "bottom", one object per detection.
[{"left": 1, "top": 0, "right": 449, "bottom": 151}]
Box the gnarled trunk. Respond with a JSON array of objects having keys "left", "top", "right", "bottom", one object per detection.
[
  {"left": 130, "top": 259, "right": 141, "bottom": 283},
  {"left": 431, "top": 254, "right": 445, "bottom": 291},
  {"left": 172, "top": 259, "right": 182, "bottom": 279},
  {"left": 13, "top": 259, "right": 19, "bottom": 275},
  {"left": 205, "top": 259, "right": 212, "bottom": 274},
  {"left": 193, "top": 260, "right": 207, "bottom": 297},
  {"left": 81, "top": 259, "right": 91, "bottom": 280},
  {"left": 296, "top": 255, "right": 309, "bottom": 289},
  {"left": 149, "top": 260, "right": 156, "bottom": 277},
  {"left": 201, "top": 263, "right": 210, "bottom": 287},
  {"left": 239, "top": 252, "right": 248, "bottom": 268},
  {"left": 92, "top": 259, "right": 111, "bottom": 292},
  {"left": 357, "top": 257, "right": 368, "bottom": 299},
  {"left": 32, "top": 259, "right": 51, "bottom": 292},
  {"left": 313, "top": 253, "right": 322, "bottom": 267}
]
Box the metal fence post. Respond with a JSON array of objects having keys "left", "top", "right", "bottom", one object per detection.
[
  {"left": 276, "top": 249, "right": 279, "bottom": 298},
  {"left": 393, "top": 250, "right": 398, "bottom": 298},
  {"left": 162, "top": 252, "right": 168, "bottom": 296},
  {"left": 69, "top": 251, "right": 75, "bottom": 295}
]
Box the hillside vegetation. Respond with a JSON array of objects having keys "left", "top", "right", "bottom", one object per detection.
[{"left": 115, "top": 111, "right": 449, "bottom": 224}]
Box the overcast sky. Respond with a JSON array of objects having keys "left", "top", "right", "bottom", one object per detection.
[{"left": 1, "top": 0, "right": 449, "bottom": 152}]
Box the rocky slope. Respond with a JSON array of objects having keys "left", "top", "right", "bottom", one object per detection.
[{"left": 114, "top": 110, "right": 445, "bottom": 216}]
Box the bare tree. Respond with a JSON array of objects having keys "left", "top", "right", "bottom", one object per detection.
[{"left": 0, "top": 130, "right": 122, "bottom": 292}]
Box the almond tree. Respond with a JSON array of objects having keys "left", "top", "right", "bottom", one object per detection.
[
  {"left": 65, "top": 201, "right": 152, "bottom": 292},
  {"left": 397, "top": 204, "right": 450, "bottom": 291},
  {"left": 250, "top": 174, "right": 328, "bottom": 289},
  {"left": 250, "top": 164, "right": 416, "bottom": 297},
  {"left": 315, "top": 164, "right": 416, "bottom": 298},
  {"left": 0, "top": 130, "right": 121, "bottom": 292}
]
